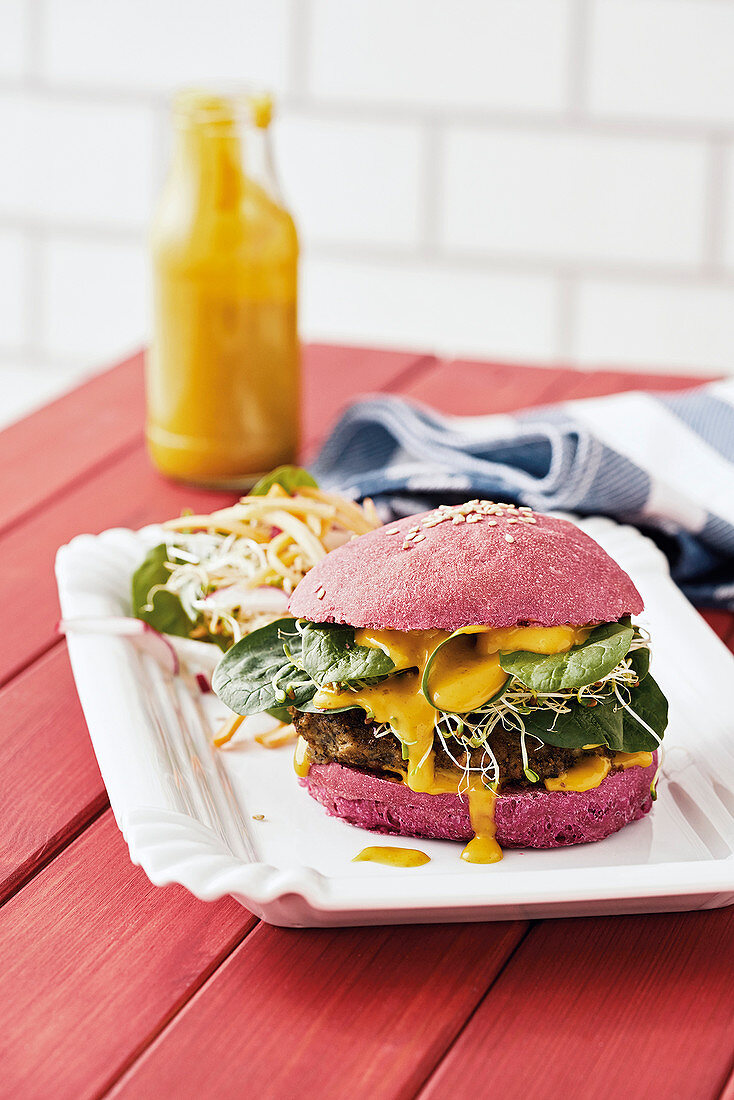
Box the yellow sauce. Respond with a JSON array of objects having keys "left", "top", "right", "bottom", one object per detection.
[
  {"left": 294, "top": 735, "right": 312, "bottom": 778},
  {"left": 462, "top": 783, "right": 502, "bottom": 864},
  {"left": 355, "top": 628, "right": 445, "bottom": 672},
  {"left": 544, "top": 750, "right": 654, "bottom": 792},
  {"left": 352, "top": 846, "right": 430, "bottom": 868},
  {"left": 614, "top": 751, "right": 654, "bottom": 770},
  {"left": 312, "top": 624, "right": 589, "bottom": 862},
  {"left": 544, "top": 754, "right": 611, "bottom": 792},
  {"left": 314, "top": 671, "right": 438, "bottom": 792},
  {"left": 147, "top": 90, "right": 299, "bottom": 486},
  {"left": 426, "top": 635, "right": 507, "bottom": 713}
]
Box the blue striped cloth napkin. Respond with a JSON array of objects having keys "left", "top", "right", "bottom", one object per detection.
[{"left": 312, "top": 379, "right": 734, "bottom": 610}]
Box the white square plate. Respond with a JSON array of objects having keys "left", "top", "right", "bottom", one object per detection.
[{"left": 56, "top": 517, "right": 734, "bottom": 927}]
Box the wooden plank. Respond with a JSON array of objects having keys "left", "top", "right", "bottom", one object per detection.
[
  {"left": 301, "top": 343, "right": 434, "bottom": 451},
  {"left": 4, "top": 353, "right": 729, "bottom": 1100},
  {"left": 0, "top": 645, "right": 106, "bottom": 904},
  {"left": 99, "top": 363, "right": 578, "bottom": 1096},
  {"left": 406, "top": 358, "right": 717, "bottom": 416},
  {"left": 0, "top": 447, "right": 236, "bottom": 686},
  {"left": 699, "top": 609, "right": 734, "bottom": 655},
  {"left": 549, "top": 366, "right": 718, "bottom": 402},
  {"left": 0, "top": 344, "right": 429, "bottom": 540},
  {"left": 0, "top": 812, "right": 255, "bottom": 1100},
  {"left": 419, "top": 907, "right": 734, "bottom": 1100},
  {"left": 0, "top": 346, "right": 434, "bottom": 902},
  {"left": 0, "top": 352, "right": 145, "bottom": 535},
  {"left": 108, "top": 919, "right": 528, "bottom": 1100},
  {"left": 404, "top": 360, "right": 567, "bottom": 414},
  {"left": 0, "top": 348, "right": 431, "bottom": 686},
  {"left": 0, "top": 346, "right": 438, "bottom": 1096}
]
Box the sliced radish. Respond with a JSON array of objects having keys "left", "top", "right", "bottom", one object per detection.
[{"left": 57, "top": 617, "right": 180, "bottom": 675}]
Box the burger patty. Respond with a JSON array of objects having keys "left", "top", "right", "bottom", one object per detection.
[{"left": 293, "top": 707, "right": 612, "bottom": 789}]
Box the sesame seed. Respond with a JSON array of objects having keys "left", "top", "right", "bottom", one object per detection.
[
  {"left": 505, "top": 533, "right": 515, "bottom": 543},
  {"left": 488, "top": 519, "right": 498, "bottom": 526},
  {"left": 452, "top": 514, "right": 465, "bottom": 524},
  {"left": 413, "top": 533, "right": 426, "bottom": 542},
  {"left": 507, "top": 518, "right": 518, "bottom": 524},
  {"left": 252, "top": 814, "right": 265, "bottom": 821},
  {"left": 316, "top": 589, "right": 326, "bottom": 599},
  {"left": 385, "top": 527, "right": 400, "bottom": 535},
  {"left": 466, "top": 514, "right": 481, "bottom": 523}
]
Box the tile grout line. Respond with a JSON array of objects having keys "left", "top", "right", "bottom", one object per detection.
[
  {"left": 419, "top": 119, "right": 443, "bottom": 260},
  {"left": 288, "top": 0, "right": 311, "bottom": 99},
  {"left": 5, "top": 75, "right": 734, "bottom": 142},
  {"left": 702, "top": 137, "right": 728, "bottom": 275},
  {"left": 555, "top": 271, "right": 578, "bottom": 363},
  {"left": 3, "top": 217, "right": 734, "bottom": 289},
  {"left": 567, "top": 0, "right": 591, "bottom": 118}
]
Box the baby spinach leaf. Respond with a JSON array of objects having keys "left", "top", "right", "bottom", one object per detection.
[
  {"left": 620, "top": 671, "right": 668, "bottom": 751},
  {"left": 499, "top": 621, "right": 634, "bottom": 693},
  {"left": 522, "top": 700, "right": 624, "bottom": 751},
  {"left": 132, "top": 543, "right": 229, "bottom": 650},
  {"left": 132, "top": 543, "right": 195, "bottom": 640},
  {"left": 213, "top": 618, "right": 315, "bottom": 715},
  {"left": 520, "top": 667, "right": 667, "bottom": 753},
  {"left": 297, "top": 698, "right": 362, "bottom": 715},
  {"left": 298, "top": 623, "right": 395, "bottom": 687},
  {"left": 266, "top": 706, "right": 294, "bottom": 724},
  {"left": 250, "top": 465, "right": 318, "bottom": 497},
  {"left": 629, "top": 646, "right": 650, "bottom": 682}
]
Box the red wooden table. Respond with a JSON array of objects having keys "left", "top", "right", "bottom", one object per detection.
[{"left": 3, "top": 345, "right": 734, "bottom": 1100}]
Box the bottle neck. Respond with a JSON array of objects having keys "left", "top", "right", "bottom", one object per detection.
[{"left": 169, "top": 91, "right": 280, "bottom": 212}]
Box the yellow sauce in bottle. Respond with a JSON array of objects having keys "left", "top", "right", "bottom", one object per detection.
[
  {"left": 147, "top": 90, "right": 299, "bottom": 486},
  {"left": 352, "top": 846, "right": 430, "bottom": 868}
]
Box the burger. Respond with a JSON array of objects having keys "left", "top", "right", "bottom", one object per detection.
[{"left": 213, "top": 500, "right": 668, "bottom": 864}]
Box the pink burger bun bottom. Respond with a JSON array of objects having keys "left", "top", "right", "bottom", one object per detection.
[{"left": 299, "top": 754, "right": 658, "bottom": 849}]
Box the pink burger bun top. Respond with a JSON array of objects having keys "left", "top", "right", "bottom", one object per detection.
[{"left": 288, "top": 500, "right": 643, "bottom": 630}]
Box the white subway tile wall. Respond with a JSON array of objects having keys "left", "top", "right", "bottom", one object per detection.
[
  {"left": 41, "top": 0, "right": 292, "bottom": 93},
  {"left": 588, "top": 0, "right": 734, "bottom": 125},
  {"left": 0, "top": 229, "right": 28, "bottom": 350},
  {"left": 307, "top": 0, "right": 572, "bottom": 113},
  {"left": 2, "top": 0, "right": 734, "bottom": 428},
  {"left": 39, "top": 238, "right": 149, "bottom": 361},
  {"left": 302, "top": 255, "right": 559, "bottom": 360},
  {"left": 441, "top": 128, "right": 708, "bottom": 267}
]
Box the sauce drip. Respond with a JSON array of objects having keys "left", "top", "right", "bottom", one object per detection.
[
  {"left": 312, "top": 623, "right": 589, "bottom": 862},
  {"left": 352, "top": 846, "right": 430, "bottom": 868},
  {"left": 614, "top": 751, "right": 654, "bottom": 770},
  {"left": 313, "top": 672, "right": 438, "bottom": 793},
  {"left": 545, "top": 753, "right": 611, "bottom": 792},
  {"left": 293, "top": 735, "right": 312, "bottom": 777},
  {"left": 462, "top": 783, "right": 502, "bottom": 864}
]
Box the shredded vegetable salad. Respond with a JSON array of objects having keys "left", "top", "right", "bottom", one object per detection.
[{"left": 134, "top": 470, "right": 380, "bottom": 648}]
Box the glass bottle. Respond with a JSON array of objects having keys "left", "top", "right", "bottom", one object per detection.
[{"left": 147, "top": 89, "right": 299, "bottom": 486}]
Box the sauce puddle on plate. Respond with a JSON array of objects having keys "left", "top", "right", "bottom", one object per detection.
[{"left": 352, "top": 846, "right": 430, "bottom": 868}]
